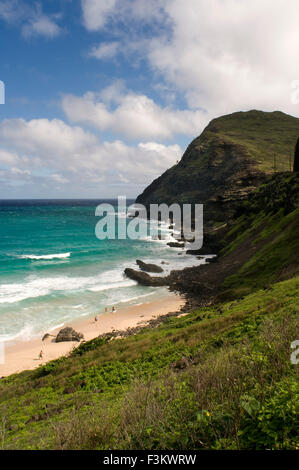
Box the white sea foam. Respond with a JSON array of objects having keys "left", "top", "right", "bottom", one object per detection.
[
  {"left": 87, "top": 279, "right": 136, "bottom": 293},
  {"left": 19, "top": 252, "right": 71, "bottom": 260},
  {"left": 0, "top": 324, "right": 35, "bottom": 343},
  {"left": 118, "top": 291, "right": 155, "bottom": 303},
  {"left": 49, "top": 323, "right": 64, "bottom": 332},
  {"left": 0, "top": 267, "right": 136, "bottom": 304}
]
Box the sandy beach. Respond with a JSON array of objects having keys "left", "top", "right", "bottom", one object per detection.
[{"left": 0, "top": 292, "right": 184, "bottom": 377}]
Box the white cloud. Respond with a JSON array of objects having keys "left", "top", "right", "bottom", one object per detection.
[
  {"left": 0, "top": 0, "right": 21, "bottom": 22},
  {"left": 22, "top": 14, "right": 61, "bottom": 38},
  {"left": 0, "top": 117, "right": 182, "bottom": 196},
  {"left": 89, "top": 41, "right": 120, "bottom": 60},
  {"left": 51, "top": 173, "right": 69, "bottom": 184},
  {"left": 81, "top": 0, "right": 165, "bottom": 31},
  {"left": 81, "top": 0, "right": 299, "bottom": 121},
  {"left": 0, "top": 118, "right": 98, "bottom": 162},
  {"left": 10, "top": 167, "right": 31, "bottom": 176},
  {"left": 147, "top": 0, "right": 299, "bottom": 116},
  {"left": 62, "top": 84, "right": 205, "bottom": 140},
  {"left": 0, "top": 1, "right": 62, "bottom": 38},
  {"left": 81, "top": 0, "right": 116, "bottom": 31},
  {"left": 0, "top": 149, "right": 20, "bottom": 165}
]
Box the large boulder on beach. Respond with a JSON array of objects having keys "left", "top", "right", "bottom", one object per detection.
[
  {"left": 124, "top": 268, "right": 168, "bottom": 286},
  {"left": 136, "top": 259, "right": 164, "bottom": 273},
  {"left": 55, "top": 327, "right": 84, "bottom": 343}
]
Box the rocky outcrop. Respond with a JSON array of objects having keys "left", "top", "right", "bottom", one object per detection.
[
  {"left": 55, "top": 327, "right": 84, "bottom": 343},
  {"left": 42, "top": 333, "right": 55, "bottom": 341},
  {"left": 136, "top": 110, "right": 299, "bottom": 230},
  {"left": 124, "top": 268, "right": 168, "bottom": 286},
  {"left": 136, "top": 259, "right": 164, "bottom": 273},
  {"left": 167, "top": 242, "right": 185, "bottom": 248}
]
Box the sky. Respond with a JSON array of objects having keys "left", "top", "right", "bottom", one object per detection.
[{"left": 1, "top": 0, "right": 299, "bottom": 199}]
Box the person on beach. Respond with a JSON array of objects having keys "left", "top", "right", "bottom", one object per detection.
[
  {"left": 39, "top": 350, "right": 43, "bottom": 360},
  {"left": 105, "top": 307, "right": 108, "bottom": 313},
  {"left": 94, "top": 315, "right": 98, "bottom": 322},
  {"left": 112, "top": 306, "right": 116, "bottom": 312}
]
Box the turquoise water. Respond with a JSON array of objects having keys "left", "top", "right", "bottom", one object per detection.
[{"left": 0, "top": 200, "right": 205, "bottom": 342}]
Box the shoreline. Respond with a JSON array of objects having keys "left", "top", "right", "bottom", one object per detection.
[{"left": 0, "top": 291, "right": 184, "bottom": 378}]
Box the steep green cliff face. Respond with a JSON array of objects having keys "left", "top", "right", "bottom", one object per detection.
[{"left": 136, "top": 110, "right": 299, "bottom": 226}]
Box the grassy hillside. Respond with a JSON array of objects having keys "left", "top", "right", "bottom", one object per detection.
[
  {"left": 203, "top": 110, "right": 299, "bottom": 172},
  {"left": 219, "top": 173, "right": 299, "bottom": 299},
  {"left": 167, "top": 173, "right": 299, "bottom": 305},
  {"left": 1, "top": 173, "right": 299, "bottom": 450},
  {"left": 136, "top": 110, "right": 299, "bottom": 225},
  {"left": 0, "top": 276, "right": 298, "bottom": 450},
  {"left": 0, "top": 169, "right": 298, "bottom": 450}
]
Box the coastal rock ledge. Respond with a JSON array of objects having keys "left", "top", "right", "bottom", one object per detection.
[
  {"left": 55, "top": 327, "right": 84, "bottom": 343},
  {"left": 136, "top": 259, "right": 164, "bottom": 273},
  {"left": 124, "top": 268, "right": 168, "bottom": 286}
]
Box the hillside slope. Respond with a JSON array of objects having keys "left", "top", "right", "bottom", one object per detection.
[
  {"left": 168, "top": 173, "right": 299, "bottom": 303},
  {"left": 136, "top": 110, "right": 299, "bottom": 226},
  {"left": 0, "top": 276, "right": 298, "bottom": 450},
  {"left": 0, "top": 173, "right": 298, "bottom": 450},
  {"left": 0, "top": 117, "right": 298, "bottom": 450}
]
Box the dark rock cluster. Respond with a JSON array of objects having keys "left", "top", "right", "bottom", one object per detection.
[{"left": 55, "top": 327, "right": 84, "bottom": 343}]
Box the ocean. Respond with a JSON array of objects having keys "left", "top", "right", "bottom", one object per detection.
[{"left": 0, "top": 200, "right": 206, "bottom": 343}]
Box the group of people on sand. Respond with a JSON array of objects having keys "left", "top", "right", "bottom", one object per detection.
[{"left": 94, "top": 305, "right": 116, "bottom": 323}]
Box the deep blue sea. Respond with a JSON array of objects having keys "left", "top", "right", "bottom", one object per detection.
[{"left": 0, "top": 200, "right": 205, "bottom": 342}]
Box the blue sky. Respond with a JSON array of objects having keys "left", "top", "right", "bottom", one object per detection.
[{"left": 0, "top": 0, "right": 299, "bottom": 198}]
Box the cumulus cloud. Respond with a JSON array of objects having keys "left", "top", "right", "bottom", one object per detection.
[
  {"left": 81, "top": 0, "right": 117, "bottom": 31},
  {"left": 81, "top": 0, "right": 166, "bottom": 31},
  {"left": 148, "top": 0, "right": 299, "bottom": 116},
  {"left": 0, "top": 0, "right": 23, "bottom": 22},
  {"left": 0, "top": 149, "right": 20, "bottom": 165},
  {"left": 81, "top": 0, "right": 299, "bottom": 121},
  {"left": 62, "top": 84, "right": 205, "bottom": 140},
  {"left": 0, "top": 117, "right": 182, "bottom": 196},
  {"left": 0, "top": 0, "right": 62, "bottom": 38},
  {"left": 22, "top": 13, "right": 62, "bottom": 38},
  {"left": 89, "top": 41, "right": 120, "bottom": 60}
]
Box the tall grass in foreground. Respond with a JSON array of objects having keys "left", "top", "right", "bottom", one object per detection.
[
  {"left": 1, "top": 277, "right": 297, "bottom": 450},
  {"left": 46, "top": 314, "right": 298, "bottom": 450}
]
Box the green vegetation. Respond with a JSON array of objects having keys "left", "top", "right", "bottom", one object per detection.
[
  {"left": 219, "top": 174, "right": 299, "bottom": 300},
  {"left": 0, "top": 276, "right": 298, "bottom": 450},
  {"left": 136, "top": 111, "right": 299, "bottom": 223},
  {"left": 0, "top": 116, "right": 298, "bottom": 450},
  {"left": 203, "top": 110, "right": 299, "bottom": 172}
]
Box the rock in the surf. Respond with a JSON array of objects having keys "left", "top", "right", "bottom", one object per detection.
[
  {"left": 124, "top": 268, "right": 168, "bottom": 286},
  {"left": 167, "top": 242, "right": 185, "bottom": 248},
  {"left": 136, "top": 259, "right": 164, "bottom": 273}
]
